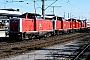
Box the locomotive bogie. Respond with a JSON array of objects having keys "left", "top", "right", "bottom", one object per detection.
[{"left": 23, "top": 32, "right": 39, "bottom": 39}]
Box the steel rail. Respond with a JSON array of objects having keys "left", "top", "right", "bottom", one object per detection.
[{"left": 74, "top": 44, "right": 90, "bottom": 60}]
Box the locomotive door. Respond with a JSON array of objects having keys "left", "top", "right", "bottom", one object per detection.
[
  {"left": 10, "top": 19, "right": 19, "bottom": 32},
  {"left": 52, "top": 20, "right": 56, "bottom": 30}
]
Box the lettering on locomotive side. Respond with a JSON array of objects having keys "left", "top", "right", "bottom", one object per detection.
[
  {"left": 64, "top": 24, "right": 66, "bottom": 26},
  {"left": 73, "top": 24, "right": 75, "bottom": 26},
  {"left": 39, "top": 23, "right": 42, "bottom": 28}
]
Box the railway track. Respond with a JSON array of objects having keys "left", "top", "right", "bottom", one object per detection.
[
  {"left": 73, "top": 44, "right": 90, "bottom": 60},
  {"left": 66, "top": 36, "right": 90, "bottom": 60},
  {"left": 0, "top": 33, "right": 82, "bottom": 50},
  {"left": 0, "top": 32, "right": 90, "bottom": 59},
  {"left": 33, "top": 35, "right": 90, "bottom": 60}
]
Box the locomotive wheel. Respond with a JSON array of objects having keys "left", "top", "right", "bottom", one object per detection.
[
  {"left": 28, "top": 35, "right": 32, "bottom": 40},
  {"left": 46, "top": 33, "right": 49, "bottom": 37},
  {"left": 48, "top": 33, "right": 51, "bottom": 37},
  {"left": 32, "top": 35, "right": 35, "bottom": 39},
  {"left": 57, "top": 31, "right": 59, "bottom": 35},
  {"left": 67, "top": 31, "right": 69, "bottom": 34},
  {"left": 44, "top": 33, "right": 51, "bottom": 38},
  {"left": 44, "top": 34, "right": 47, "bottom": 38},
  {"left": 53, "top": 31, "right": 56, "bottom": 36},
  {"left": 25, "top": 35, "right": 29, "bottom": 39},
  {"left": 28, "top": 35, "right": 36, "bottom": 40}
]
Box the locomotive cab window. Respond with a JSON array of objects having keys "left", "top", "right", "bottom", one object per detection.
[
  {"left": 53, "top": 17, "right": 64, "bottom": 20},
  {"left": 36, "top": 16, "right": 42, "bottom": 19},
  {"left": 28, "top": 15, "right": 34, "bottom": 19},
  {"left": 20, "top": 13, "right": 41, "bottom": 19}
]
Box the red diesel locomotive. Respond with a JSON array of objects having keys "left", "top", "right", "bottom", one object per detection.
[{"left": 6, "top": 12, "right": 87, "bottom": 40}]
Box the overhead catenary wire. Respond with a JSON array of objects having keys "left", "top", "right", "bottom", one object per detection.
[
  {"left": 78, "top": 0, "right": 89, "bottom": 12},
  {"left": 60, "top": 0, "right": 90, "bottom": 19},
  {"left": 45, "top": 0, "right": 58, "bottom": 10},
  {"left": 2, "top": 0, "right": 90, "bottom": 20},
  {"left": 61, "top": 0, "right": 88, "bottom": 14}
]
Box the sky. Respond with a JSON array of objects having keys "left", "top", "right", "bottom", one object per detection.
[{"left": 0, "top": 0, "right": 90, "bottom": 21}]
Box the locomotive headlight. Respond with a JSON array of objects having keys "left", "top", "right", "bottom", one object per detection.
[{"left": 18, "top": 34, "right": 20, "bottom": 36}]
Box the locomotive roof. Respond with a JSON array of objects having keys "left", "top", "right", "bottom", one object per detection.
[
  {"left": 0, "top": 9, "right": 17, "bottom": 11},
  {"left": 77, "top": 19, "right": 82, "bottom": 22},
  {"left": 45, "top": 14, "right": 55, "bottom": 16},
  {"left": 44, "top": 15, "right": 64, "bottom": 18},
  {"left": 21, "top": 13, "right": 41, "bottom": 16},
  {"left": 68, "top": 18, "right": 76, "bottom": 21},
  {"left": 0, "top": 9, "right": 22, "bottom": 17},
  {"left": 44, "top": 15, "right": 64, "bottom": 20},
  {"left": 82, "top": 19, "right": 87, "bottom": 21},
  {"left": 0, "top": 14, "right": 21, "bottom": 17}
]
